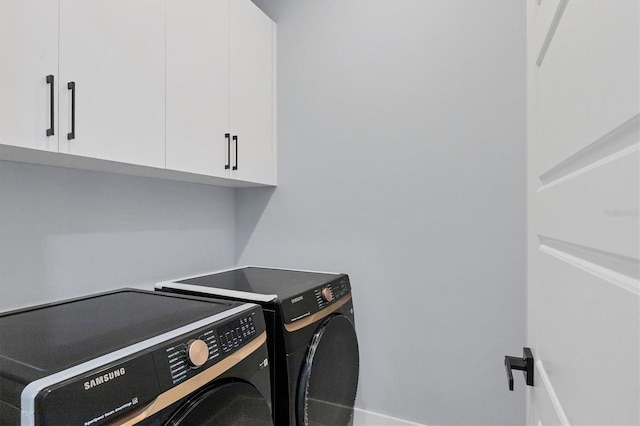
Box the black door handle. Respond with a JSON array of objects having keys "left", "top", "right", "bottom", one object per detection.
[
  {"left": 67, "top": 82, "right": 76, "bottom": 140},
  {"left": 232, "top": 135, "right": 238, "bottom": 171},
  {"left": 46, "top": 75, "right": 54, "bottom": 136},
  {"left": 504, "top": 347, "right": 534, "bottom": 391},
  {"left": 225, "top": 133, "right": 231, "bottom": 170}
]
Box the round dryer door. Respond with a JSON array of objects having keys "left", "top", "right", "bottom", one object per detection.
[
  {"left": 166, "top": 381, "right": 272, "bottom": 426},
  {"left": 297, "top": 315, "right": 359, "bottom": 426}
]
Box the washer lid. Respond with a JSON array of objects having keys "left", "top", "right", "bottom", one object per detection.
[{"left": 0, "top": 289, "right": 238, "bottom": 377}]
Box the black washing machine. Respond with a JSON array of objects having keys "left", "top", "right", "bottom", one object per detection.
[
  {"left": 156, "top": 267, "right": 359, "bottom": 426},
  {"left": 0, "top": 289, "right": 273, "bottom": 426}
]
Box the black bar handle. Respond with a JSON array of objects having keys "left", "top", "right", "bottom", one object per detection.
[
  {"left": 46, "top": 75, "right": 54, "bottom": 136},
  {"left": 67, "top": 82, "right": 75, "bottom": 140},
  {"left": 232, "top": 135, "right": 238, "bottom": 170},
  {"left": 225, "top": 133, "right": 231, "bottom": 170},
  {"left": 504, "top": 347, "right": 534, "bottom": 391}
]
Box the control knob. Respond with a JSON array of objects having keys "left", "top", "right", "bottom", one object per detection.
[
  {"left": 321, "top": 287, "right": 334, "bottom": 303},
  {"left": 186, "top": 339, "right": 209, "bottom": 368}
]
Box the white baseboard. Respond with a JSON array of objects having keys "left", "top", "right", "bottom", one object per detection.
[{"left": 353, "top": 408, "right": 426, "bottom": 426}]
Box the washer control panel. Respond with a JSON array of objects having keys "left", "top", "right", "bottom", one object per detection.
[
  {"left": 155, "top": 307, "right": 264, "bottom": 391},
  {"left": 217, "top": 314, "right": 257, "bottom": 354},
  {"left": 281, "top": 275, "right": 351, "bottom": 325},
  {"left": 164, "top": 328, "right": 220, "bottom": 385}
]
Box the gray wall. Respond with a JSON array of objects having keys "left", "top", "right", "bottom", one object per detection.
[
  {"left": 0, "top": 160, "right": 236, "bottom": 311},
  {"left": 240, "top": 1, "right": 526, "bottom": 424}
]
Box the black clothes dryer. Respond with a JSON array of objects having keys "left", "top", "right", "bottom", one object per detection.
[
  {"left": 156, "top": 267, "right": 359, "bottom": 426},
  {"left": 0, "top": 289, "right": 272, "bottom": 426}
]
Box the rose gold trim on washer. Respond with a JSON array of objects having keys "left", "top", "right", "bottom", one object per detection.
[
  {"left": 108, "top": 331, "right": 267, "bottom": 426},
  {"left": 284, "top": 293, "right": 352, "bottom": 333}
]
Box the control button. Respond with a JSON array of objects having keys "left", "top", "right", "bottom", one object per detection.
[
  {"left": 186, "top": 339, "right": 209, "bottom": 368},
  {"left": 321, "top": 287, "right": 334, "bottom": 302}
]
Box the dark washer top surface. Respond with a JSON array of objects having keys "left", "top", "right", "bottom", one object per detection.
[
  {"left": 177, "top": 267, "right": 341, "bottom": 301},
  {"left": 0, "top": 289, "right": 236, "bottom": 374}
]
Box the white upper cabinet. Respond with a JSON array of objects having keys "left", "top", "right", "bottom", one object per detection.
[
  {"left": 230, "top": 0, "right": 276, "bottom": 185},
  {"left": 167, "top": 0, "right": 276, "bottom": 185},
  {"left": 0, "top": 1, "right": 59, "bottom": 152},
  {"left": 0, "top": 0, "right": 275, "bottom": 187},
  {"left": 58, "top": 1, "right": 166, "bottom": 168},
  {"left": 166, "top": 0, "right": 230, "bottom": 178}
]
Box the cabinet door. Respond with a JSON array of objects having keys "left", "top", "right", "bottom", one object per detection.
[
  {"left": 229, "top": 0, "right": 275, "bottom": 184},
  {"left": 0, "top": 0, "right": 59, "bottom": 151},
  {"left": 166, "top": 0, "right": 229, "bottom": 177},
  {"left": 58, "top": 0, "right": 165, "bottom": 168}
]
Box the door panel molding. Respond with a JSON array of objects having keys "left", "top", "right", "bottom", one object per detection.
[
  {"left": 539, "top": 114, "right": 639, "bottom": 189},
  {"left": 538, "top": 235, "right": 640, "bottom": 295},
  {"left": 536, "top": 0, "right": 569, "bottom": 66},
  {"left": 535, "top": 358, "right": 570, "bottom": 426}
]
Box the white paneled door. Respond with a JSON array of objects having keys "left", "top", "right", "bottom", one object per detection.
[{"left": 526, "top": 1, "right": 639, "bottom": 425}]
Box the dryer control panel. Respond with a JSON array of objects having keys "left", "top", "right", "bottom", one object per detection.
[{"left": 281, "top": 275, "right": 351, "bottom": 325}]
